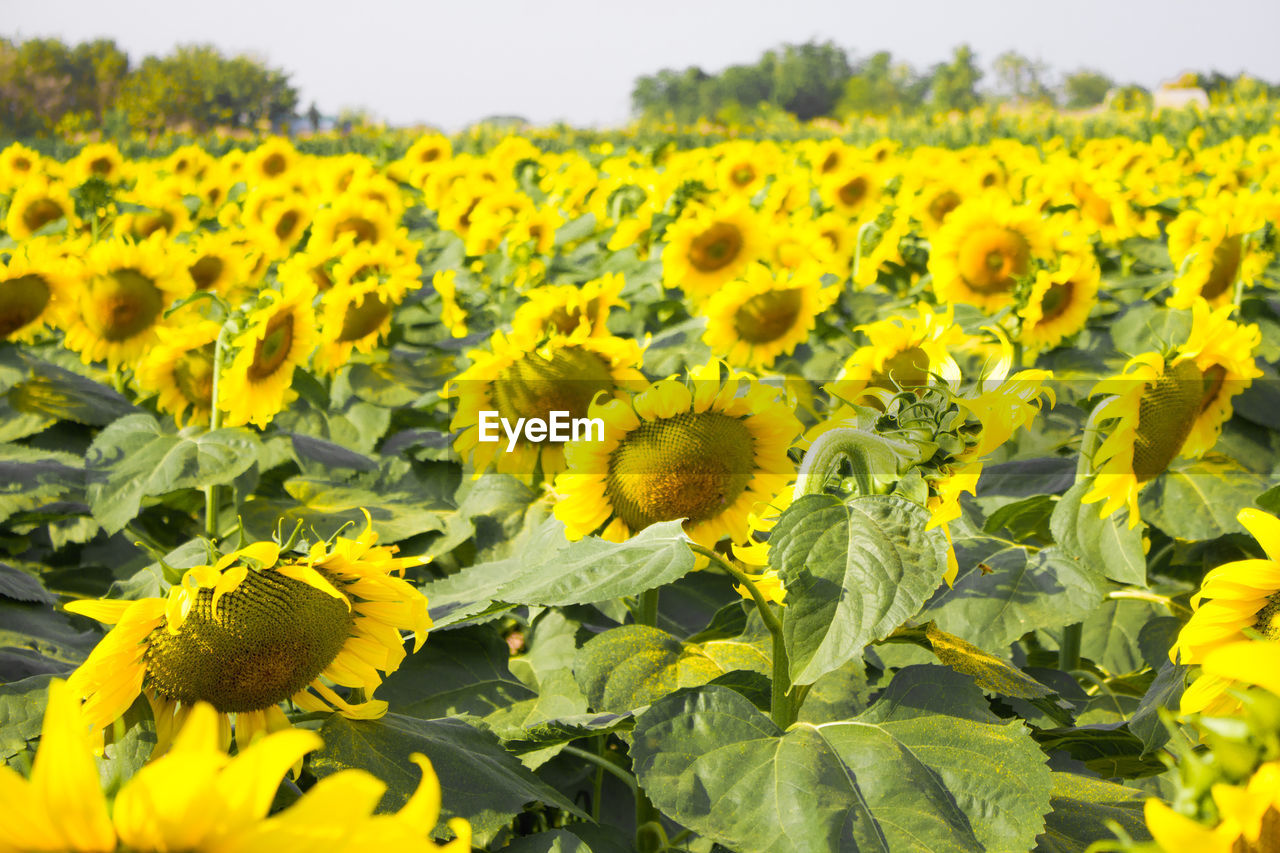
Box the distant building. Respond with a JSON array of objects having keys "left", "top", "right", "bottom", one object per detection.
[{"left": 1153, "top": 87, "right": 1209, "bottom": 111}]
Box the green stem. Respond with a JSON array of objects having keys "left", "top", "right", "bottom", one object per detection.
[
  {"left": 590, "top": 736, "right": 605, "bottom": 822},
  {"left": 1059, "top": 622, "right": 1082, "bottom": 673},
  {"left": 634, "top": 789, "right": 665, "bottom": 853},
  {"left": 794, "top": 427, "right": 873, "bottom": 499},
  {"left": 637, "top": 588, "right": 659, "bottom": 627},
  {"left": 560, "top": 745, "right": 637, "bottom": 795},
  {"left": 1107, "top": 588, "right": 1192, "bottom": 618},
  {"left": 204, "top": 325, "right": 230, "bottom": 541},
  {"left": 1074, "top": 404, "right": 1108, "bottom": 486},
  {"left": 690, "top": 544, "right": 794, "bottom": 728}
]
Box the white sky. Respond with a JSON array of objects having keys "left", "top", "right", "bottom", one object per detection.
[{"left": 6, "top": 0, "right": 1280, "bottom": 129}]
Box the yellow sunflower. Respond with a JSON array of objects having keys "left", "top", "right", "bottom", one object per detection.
[
  {"left": 5, "top": 176, "right": 79, "bottom": 240},
  {"left": 1082, "top": 300, "right": 1261, "bottom": 526},
  {"left": 308, "top": 197, "right": 399, "bottom": 254},
  {"left": 826, "top": 305, "right": 969, "bottom": 406},
  {"left": 929, "top": 196, "right": 1050, "bottom": 311},
  {"left": 1167, "top": 194, "right": 1271, "bottom": 309},
  {"left": 511, "top": 272, "right": 627, "bottom": 340},
  {"left": 700, "top": 262, "right": 838, "bottom": 370},
  {"left": 244, "top": 136, "right": 302, "bottom": 183},
  {"left": 313, "top": 240, "right": 421, "bottom": 374},
  {"left": 449, "top": 328, "right": 648, "bottom": 477},
  {"left": 67, "top": 142, "right": 128, "bottom": 186},
  {"left": 552, "top": 362, "right": 802, "bottom": 548},
  {"left": 0, "top": 238, "right": 77, "bottom": 343},
  {"left": 113, "top": 175, "right": 193, "bottom": 242},
  {"left": 134, "top": 319, "right": 221, "bottom": 427},
  {"left": 62, "top": 237, "right": 193, "bottom": 369},
  {"left": 1018, "top": 238, "right": 1101, "bottom": 352},
  {"left": 0, "top": 679, "right": 468, "bottom": 852},
  {"left": 1143, "top": 758, "right": 1278, "bottom": 853},
  {"left": 1170, "top": 508, "right": 1280, "bottom": 716},
  {"left": 662, "top": 198, "right": 764, "bottom": 304},
  {"left": 243, "top": 191, "right": 314, "bottom": 260},
  {"left": 219, "top": 273, "right": 319, "bottom": 428},
  {"left": 820, "top": 163, "right": 881, "bottom": 221},
  {"left": 183, "top": 230, "right": 254, "bottom": 296},
  {"left": 0, "top": 142, "right": 43, "bottom": 193},
  {"left": 65, "top": 516, "right": 430, "bottom": 752},
  {"left": 433, "top": 270, "right": 469, "bottom": 338}
]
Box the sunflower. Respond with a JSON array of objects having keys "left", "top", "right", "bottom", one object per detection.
[
  {"left": 0, "top": 679, "right": 469, "bottom": 852},
  {"left": 398, "top": 133, "right": 454, "bottom": 177},
  {"left": 113, "top": 175, "right": 193, "bottom": 241},
  {"left": 163, "top": 143, "right": 215, "bottom": 183},
  {"left": 505, "top": 204, "right": 565, "bottom": 256},
  {"left": 662, "top": 199, "right": 764, "bottom": 304},
  {"left": 1169, "top": 508, "right": 1280, "bottom": 716},
  {"left": 1082, "top": 300, "right": 1261, "bottom": 526},
  {"left": 4, "top": 176, "right": 79, "bottom": 239},
  {"left": 1018, "top": 238, "right": 1101, "bottom": 352},
  {"left": 820, "top": 163, "right": 881, "bottom": 221},
  {"left": 184, "top": 230, "right": 254, "bottom": 296},
  {"left": 450, "top": 328, "right": 647, "bottom": 477},
  {"left": 929, "top": 197, "right": 1049, "bottom": 311},
  {"left": 243, "top": 191, "right": 314, "bottom": 259},
  {"left": 0, "top": 238, "right": 77, "bottom": 343},
  {"left": 714, "top": 141, "right": 774, "bottom": 197},
  {"left": 827, "top": 305, "right": 968, "bottom": 406},
  {"left": 1167, "top": 194, "right": 1271, "bottom": 309},
  {"left": 552, "top": 362, "right": 802, "bottom": 548},
  {"left": 219, "top": 273, "right": 319, "bottom": 428},
  {"left": 62, "top": 237, "right": 193, "bottom": 369},
  {"left": 134, "top": 319, "right": 221, "bottom": 427},
  {"left": 308, "top": 197, "right": 399, "bottom": 254},
  {"left": 245, "top": 136, "right": 302, "bottom": 183},
  {"left": 67, "top": 142, "right": 127, "bottom": 186},
  {"left": 66, "top": 516, "right": 430, "bottom": 752},
  {"left": 1144, "top": 760, "right": 1278, "bottom": 853},
  {"left": 511, "top": 272, "right": 627, "bottom": 340},
  {"left": 700, "top": 262, "right": 837, "bottom": 370},
  {"left": 313, "top": 240, "right": 421, "bottom": 374},
  {"left": 0, "top": 142, "right": 43, "bottom": 193}
]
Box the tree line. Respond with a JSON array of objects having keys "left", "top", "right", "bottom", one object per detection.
[
  {"left": 0, "top": 37, "right": 301, "bottom": 138},
  {"left": 630, "top": 41, "right": 1280, "bottom": 123}
]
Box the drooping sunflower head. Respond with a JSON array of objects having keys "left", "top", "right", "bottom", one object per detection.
[
  {"left": 219, "top": 273, "right": 320, "bottom": 428},
  {"left": 1175, "top": 299, "right": 1263, "bottom": 459},
  {"left": 313, "top": 240, "right": 421, "bottom": 373},
  {"left": 450, "top": 328, "right": 648, "bottom": 477},
  {"left": 553, "top": 362, "right": 802, "bottom": 548},
  {"left": 827, "top": 304, "right": 969, "bottom": 406},
  {"left": 662, "top": 199, "right": 764, "bottom": 303},
  {"left": 0, "top": 239, "right": 77, "bottom": 343},
  {"left": 1167, "top": 196, "right": 1270, "bottom": 309},
  {"left": 63, "top": 237, "right": 194, "bottom": 368},
  {"left": 4, "top": 176, "right": 79, "bottom": 240},
  {"left": 511, "top": 272, "right": 628, "bottom": 341},
  {"left": 65, "top": 515, "right": 431, "bottom": 750},
  {"left": 929, "top": 197, "right": 1049, "bottom": 311},
  {"left": 700, "top": 262, "right": 838, "bottom": 371}
]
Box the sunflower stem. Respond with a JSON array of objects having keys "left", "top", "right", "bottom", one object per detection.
[
  {"left": 1059, "top": 622, "right": 1083, "bottom": 673},
  {"left": 794, "top": 427, "right": 875, "bottom": 499},
  {"left": 203, "top": 324, "right": 231, "bottom": 541},
  {"left": 1074, "top": 404, "right": 1108, "bottom": 486},
  {"left": 637, "top": 588, "right": 659, "bottom": 627},
  {"left": 689, "top": 543, "right": 795, "bottom": 728},
  {"left": 560, "top": 744, "right": 637, "bottom": 795},
  {"left": 1107, "top": 588, "right": 1192, "bottom": 618}
]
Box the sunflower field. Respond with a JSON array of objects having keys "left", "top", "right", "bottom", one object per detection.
[{"left": 5, "top": 108, "right": 1280, "bottom": 852}]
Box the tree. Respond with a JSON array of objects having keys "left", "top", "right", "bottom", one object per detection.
[
  {"left": 838, "top": 51, "right": 927, "bottom": 116},
  {"left": 929, "top": 44, "right": 984, "bottom": 113},
  {"left": 771, "top": 40, "right": 852, "bottom": 120},
  {"left": 1063, "top": 70, "right": 1113, "bottom": 109},
  {"left": 992, "top": 51, "right": 1055, "bottom": 105}
]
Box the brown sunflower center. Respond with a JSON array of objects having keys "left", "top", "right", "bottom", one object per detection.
[
  {"left": 247, "top": 313, "right": 296, "bottom": 381},
  {"left": 1038, "top": 281, "right": 1076, "bottom": 323},
  {"left": 837, "top": 176, "right": 868, "bottom": 208},
  {"left": 143, "top": 567, "right": 354, "bottom": 712},
  {"left": 174, "top": 345, "right": 216, "bottom": 407},
  {"left": 820, "top": 151, "right": 840, "bottom": 174},
  {"left": 22, "top": 198, "right": 65, "bottom": 234},
  {"left": 547, "top": 303, "right": 597, "bottom": 335},
  {"left": 731, "top": 165, "right": 756, "bottom": 187},
  {"left": 1132, "top": 359, "right": 1204, "bottom": 482},
  {"left": 89, "top": 156, "right": 114, "bottom": 176},
  {"left": 338, "top": 292, "right": 391, "bottom": 342},
  {"left": 491, "top": 346, "right": 616, "bottom": 441},
  {"left": 605, "top": 411, "right": 756, "bottom": 531},
  {"left": 0, "top": 274, "right": 52, "bottom": 338},
  {"left": 189, "top": 256, "right": 225, "bottom": 290},
  {"left": 957, "top": 227, "right": 1030, "bottom": 294},
  {"left": 733, "top": 288, "right": 804, "bottom": 344},
  {"left": 335, "top": 216, "right": 379, "bottom": 244},
  {"left": 262, "top": 152, "right": 288, "bottom": 176},
  {"left": 1255, "top": 596, "right": 1280, "bottom": 642},
  {"left": 871, "top": 345, "right": 931, "bottom": 391},
  {"left": 84, "top": 269, "right": 164, "bottom": 342},
  {"left": 927, "top": 190, "right": 962, "bottom": 225},
  {"left": 1203, "top": 234, "right": 1243, "bottom": 300},
  {"left": 133, "top": 210, "right": 176, "bottom": 240},
  {"left": 687, "top": 222, "right": 744, "bottom": 273},
  {"left": 1232, "top": 805, "right": 1280, "bottom": 853},
  {"left": 275, "top": 210, "right": 302, "bottom": 242}
]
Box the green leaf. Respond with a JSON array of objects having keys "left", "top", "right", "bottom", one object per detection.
[
  {"left": 1035, "top": 773, "right": 1150, "bottom": 852},
  {"left": 1032, "top": 725, "right": 1167, "bottom": 778},
  {"left": 311, "top": 713, "right": 586, "bottom": 846},
  {"left": 0, "top": 674, "right": 51, "bottom": 762},
  {"left": 1112, "top": 304, "right": 1188, "bottom": 353},
  {"left": 573, "top": 624, "right": 768, "bottom": 714},
  {"left": 1141, "top": 456, "right": 1271, "bottom": 542},
  {"left": 772, "top": 494, "right": 949, "bottom": 684},
  {"left": 921, "top": 623, "right": 1062, "bottom": 704},
  {"left": 0, "top": 599, "right": 98, "bottom": 668},
  {"left": 425, "top": 519, "right": 694, "bottom": 628},
  {"left": 85, "top": 414, "right": 261, "bottom": 534},
  {"left": 0, "top": 564, "right": 55, "bottom": 605},
  {"left": 502, "top": 829, "right": 593, "bottom": 853},
  {"left": 632, "top": 684, "right": 1052, "bottom": 853},
  {"left": 0, "top": 444, "right": 84, "bottom": 524},
  {"left": 1052, "top": 482, "right": 1146, "bottom": 586},
  {"left": 3, "top": 354, "right": 137, "bottom": 427},
  {"left": 1129, "top": 661, "right": 1187, "bottom": 755},
  {"left": 1078, "top": 598, "right": 1165, "bottom": 675},
  {"left": 984, "top": 494, "right": 1056, "bottom": 542},
  {"left": 375, "top": 625, "right": 536, "bottom": 719},
  {"left": 924, "top": 542, "right": 1107, "bottom": 650}
]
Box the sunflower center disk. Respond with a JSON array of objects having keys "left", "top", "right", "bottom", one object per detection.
[
  {"left": 338, "top": 292, "right": 391, "bottom": 342},
  {"left": 1132, "top": 359, "right": 1205, "bottom": 482},
  {"left": 0, "top": 274, "right": 52, "bottom": 338},
  {"left": 174, "top": 346, "right": 216, "bottom": 407},
  {"left": 144, "top": 568, "right": 354, "bottom": 713},
  {"left": 605, "top": 412, "right": 756, "bottom": 531},
  {"left": 871, "top": 345, "right": 931, "bottom": 391},
  {"left": 957, "top": 227, "right": 1029, "bottom": 294},
  {"left": 84, "top": 269, "right": 164, "bottom": 342},
  {"left": 491, "top": 347, "right": 615, "bottom": 438},
  {"left": 1038, "top": 281, "right": 1075, "bottom": 322},
  {"left": 1203, "top": 234, "right": 1243, "bottom": 300},
  {"left": 734, "top": 288, "right": 803, "bottom": 344},
  {"left": 189, "top": 256, "right": 225, "bottom": 290},
  {"left": 248, "top": 313, "right": 296, "bottom": 380},
  {"left": 838, "top": 177, "right": 867, "bottom": 207},
  {"left": 688, "top": 223, "right": 743, "bottom": 272},
  {"left": 928, "top": 191, "right": 962, "bottom": 225},
  {"left": 22, "top": 198, "right": 65, "bottom": 233}
]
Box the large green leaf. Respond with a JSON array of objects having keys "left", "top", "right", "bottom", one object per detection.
[
  {"left": 1052, "top": 482, "right": 1146, "bottom": 586},
  {"left": 311, "top": 713, "right": 586, "bottom": 846},
  {"left": 1141, "top": 455, "right": 1271, "bottom": 542},
  {"left": 631, "top": 684, "right": 1051, "bottom": 853},
  {"left": 0, "top": 444, "right": 83, "bottom": 524},
  {"left": 771, "top": 494, "right": 949, "bottom": 684},
  {"left": 424, "top": 519, "right": 694, "bottom": 628},
  {"left": 85, "top": 414, "right": 261, "bottom": 534},
  {"left": 573, "top": 624, "right": 768, "bottom": 714},
  {"left": 1077, "top": 598, "right": 1166, "bottom": 676},
  {"left": 0, "top": 674, "right": 51, "bottom": 763},
  {"left": 375, "top": 625, "right": 535, "bottom": 719},
  {"left": 1034, "top": 773, "right": 1150, "bottom": 852}
]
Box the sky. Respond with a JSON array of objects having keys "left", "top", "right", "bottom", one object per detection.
[{"left": 6, "top": 0, "right": 1280, "bottom": 130}]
